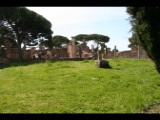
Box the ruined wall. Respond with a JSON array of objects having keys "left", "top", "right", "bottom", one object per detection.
[
  {"left": 1, "top": 38, "right": 149, "bottom": 64},
  {"left": 51, "top": 48, "right": 68, "bottom": 58},
  {"left": 67, "top": 39, "right": 76, "bottom": 58},
  {"left": 103, "top": 48, "right": 114, "bottom": 59},
  {"left": 117, "top": 49, "right": 148, "bottom": 59}
]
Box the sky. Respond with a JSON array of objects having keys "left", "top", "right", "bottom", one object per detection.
[{"left": 26, "top": 7, "right": 132, "bottom": 51}]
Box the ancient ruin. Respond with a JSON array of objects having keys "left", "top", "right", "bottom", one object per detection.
[{"left": 0, "top": 37, "right": 148, "bottom": 65}]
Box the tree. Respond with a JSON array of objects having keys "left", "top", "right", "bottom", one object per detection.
[
  {"left": 128, "top": 33, "right": 140, "bottom": 49},
  {"left": 41, "top": 35, "right": 70, "bottom": 50},
  {"left": 0, "top": 20, "right": 17, "bottom": 57},
  {"left": 0, "top": 7, "right": 53, "bottom": 61},
  {"left": 127, "top": 7, "right": 160, "bottom": 73},
  {"left": 73, "top": 34, "right": 88, "bottom": 42},
  {"left": 0, "top": 21, "right": 17, "bottom": 48},
  {"left": 74, "top": 34, "right": 110, "bottom": 60},
  {"left": 74, "top": 34, "right": 109, "bottom": 48}
]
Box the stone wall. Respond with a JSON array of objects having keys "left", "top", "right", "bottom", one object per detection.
[
  {"left": 0, "top": 38, "right": 149, "bottom": 64},
  {"left": 117, "top": 49, "right": 148, "bottom": 59},
  {"left": 51, "top": 48, "right": 68, "bottom": 58}
]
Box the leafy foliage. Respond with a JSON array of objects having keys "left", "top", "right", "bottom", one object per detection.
[
  {"left": 128, "top": 33, "right": 139, "bottom": 49},
  {"left": 74, "top": 34, "right": 109, "bottom": 43},
  {"left": 127, "top": 7, "right": 160, "bottom": 73},
  {"left": 0, "top": 21, "right": 16, "bottom": 47},
  {"left": 0, "top": 7, "right": 53, "bottom": 61},
  {"left": 41, "top": 35, "right": 70, "bottom": 49}
]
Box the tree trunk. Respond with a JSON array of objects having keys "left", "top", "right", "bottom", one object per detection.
[
  {"left": 98, "top": 51, "right": 102, "bottom": 61},
  {"left": 79, "top": 51, "right": 82, "bottom": 58}
]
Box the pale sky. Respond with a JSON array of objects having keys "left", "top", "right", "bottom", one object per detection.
[{"left": 26, "top": 7, "right": 132, "bottom": 51}]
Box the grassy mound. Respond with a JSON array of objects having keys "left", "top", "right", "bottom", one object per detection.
[{"left": 0, "top": 58, "right": 160, "bottom": 113}]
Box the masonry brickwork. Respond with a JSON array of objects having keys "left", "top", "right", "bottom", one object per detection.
[{"left": 0, "top": 38, "right": 149, "bottom": 64}]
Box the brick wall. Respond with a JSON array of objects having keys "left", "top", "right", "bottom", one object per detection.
[{"left": 0, "top": 39, "right": 149, "bottom": 64}]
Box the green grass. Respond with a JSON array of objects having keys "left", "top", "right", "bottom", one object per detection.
[{"left": 0, "top": 58, "right": 160, "bottom": 113}]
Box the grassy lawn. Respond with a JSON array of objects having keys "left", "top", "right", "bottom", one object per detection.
[{"left": 0, "top": 58, "right": 160, "bottom": 113}]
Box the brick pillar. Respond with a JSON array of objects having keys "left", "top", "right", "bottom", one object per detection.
[
  {"left": 67, "top": 38, "right": 76, "bottom": 58},
  {"left": 5, "top": 40, "right": 12, "bottom": 58},
  {"left": 30, "top": 47, "right": 36, "bottom": 59}
]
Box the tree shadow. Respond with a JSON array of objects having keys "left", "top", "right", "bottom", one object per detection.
[{"left": 0, "top": 59, "right": 59, "bottom": 69}]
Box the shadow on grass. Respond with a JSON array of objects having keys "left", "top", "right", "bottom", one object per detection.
[
  {"left": 96, "top": 60, "right": 112, "bottom": 69},
  {"left": 98, "top": 67, "right": 113, "bottom": 69},
  {"left": 0, "top": 59, "right": 59, "bottom": 69}
]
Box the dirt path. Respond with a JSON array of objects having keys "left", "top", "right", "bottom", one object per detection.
[{"left": 141, "top": 104, "right": 160, "bottom": 114}]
